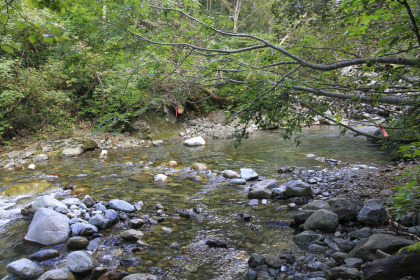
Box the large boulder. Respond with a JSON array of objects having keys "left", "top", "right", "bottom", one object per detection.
[
  {"left": 248, "top": 188, "right": 271, "bottom": 199},
  {"left": 130, "top": 110, "right": 183, "bottom": 140},
  {"left": 6, "top": 258, "right": 44, "bottom": 279},
  {"left": 357, "top": 200, "right": 387, "bottom": 226},
  {"left": 183, "top": 136, "right": 206, "bottom": 146},
  {"left": 67, "top": 251, "right": 99, "bottom": 274},
  {"left": 109, "top": 199, "right": 135, "bottom": 212},
  {"left": 282, "top": 180, "right": 312, "bottom": 197},
  {"left": 349, "top": 233, "right": 415, "bottom": 261},
  {"left": 328, "top": 199, "right": 362, "bottom": 222},
  {"left": 303, "top": 209, "right": 339, "bottom": 233},
  {"left": 31, "top": 195, "right": 68, "bottom": 213},
  {"left": 24, "top": 208, "right": 70, "bottom": 246}
]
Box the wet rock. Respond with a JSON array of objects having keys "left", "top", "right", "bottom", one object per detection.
[
  {"left": 308, "top": 260, "right": 330, "bottom": 271},
  {"left": 293, "top": 210, "right": 315, "bottom": 225},
  {"left": 120, "top": 229, "right": 144, "bottom": 241},
  {"left": 25, "top": 208, "right": 70, "bottom": 246},
  {"left": 71, "top": 222, "right": 98, "bottom": 236},
  {"left": 247, "top": 269, "right": 258, "bottom": 280},
  {"left": 38, "top": 268, "right": 75, "bottom": 280},
  {"left": 248, "top": 188, "right": 271, "bottom": 199},
  {"left": 223, "top": 170, "right": 240, "bottom": 178},
  {"left": 68, "top": 251, "right": 99, "bottom": 274},
  {"left": 6, "top": 258, "right": 44, "bottom": 279},
  {"left": 349, "top": 233, "right": 415, "bottom": 261},
  {"left": 308, "top": 244, "right": 327, "bottom": 254},
  {"left": 89, "top": 213, "right": 111, "bottom": 229},
  {"left": 357, "top": 199, "right": 387, "bottom": 226},
  {"left": 304, "top": 209, "right": 339, "bottom": 233},
  {"left": 333, "top": 238, "right": 355, "bottom": 253},
  {"left": 331, "top": 252, "right": 349, "bottom": 264},
  {"left": 183, "top": 136, "right": 205, "bottom": 146},
  {"left": 206, "top": 239, "right": 227, "bottom": 248},
  {"left": 154, "top": 174, "right": 168, "bottom": 184},
  {"left": 325, "top": 266, "right": 359, "bottom": 280},
  {"left": 303, "top": 200, "right": 330, "bottom": 210},
  {"left": 231, "top": 178, "right": 247, "bottom": 185},
  {"left": 349, "top": 227, "right": 373, "bottom": 239},
  {"left": 121, "top": 273, "right": 157, "bottom": 280},
  {"left": 67, "top": 236, "right": 89, "bottom": 250},
  {"left": 240, "top": 168, "right": 259, "bottom": 180},
  {"left": 130, "top": 218, "right": 146, "bottom": 228},
  {"left": 282, "top": 180, "right": 312, "bottom": 197},
  {"left": 327, "top": 198, "right": 362, "bottom": 222},
  {"left": 248, "top": 253, "right": 266, "bottom": 268},
  {"left": 62, "top": 147, "right": 84, "bottom": 157},
  {"left": 293, "top": 230, "right": 324, "bottom": 250},
  {"left": 344, "top": 257, "right": 363, "bottom": 268},
  {"left": 31, "top": 195, "right": 68, "bottom": 213},
  {"left": 33, "top": 154, "right": 48, "bottom": 162},
  {"left": 82, "top": 195, "right": 95, "bottom": 208},
  {"left": 29, "top": 249, "right": 59, "bottom": 261},
  {"left": 104, "top": 209, "right": 119, "bottom": 223},
  {"left": 120, "top": 257, "right": 142, "bottom": 267},
  {"left": 253, "top": 179, "right": 278, "bottom": 190},
  {"left": 109, "top": 199, "right": 135, "bottom": 212},
  {"left": 95, "top": 203, "right": 107, "bottom": 213}
]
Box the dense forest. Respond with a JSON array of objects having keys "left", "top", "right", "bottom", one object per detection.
[{"left": 0, "top": 0, "right": 419, "bottom": 147}]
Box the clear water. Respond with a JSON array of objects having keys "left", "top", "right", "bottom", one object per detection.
[{"left": 0, "top": 127, "right": 389, "bottom": 278}]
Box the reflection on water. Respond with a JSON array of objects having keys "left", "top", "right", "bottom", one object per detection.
[{"left": 0, "top": 127, "right": 389, "bottom": 278}]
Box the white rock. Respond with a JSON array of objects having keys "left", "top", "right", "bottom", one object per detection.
[
  {"left": 154, "top": 174, "right": 168, "bottom": 183},
  {"left": 183, "top": 136, "right": 205, "bottom": 146},
  {"left": 62, "top": 147, "right": 84, "bottom": 157},
  {"left": 31, "top": 195, "right": 68, "bottom": 213},
  {"left": 28, "top": 164, "right": 36, "bottom": 170},
  {"left": 99, "top": 150, "right": 108, "bottom": 158}
]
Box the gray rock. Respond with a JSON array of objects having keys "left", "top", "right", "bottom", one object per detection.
[
  {"left": 130, "top": 219, "right": 146, "bottom": 228},
  {"left": 330, "top": 252, "right": 349, "bottom": 264},
  {"left": 67, "top": 236, "right": 89, "bottom": 250},
  {"left": 344, "top": 258, "right": 363, "bottom": 268},
  {"left": 303, "top": 200, "right": 330, "bottom": 210},
  {"left": 293, "top": 230, "right": 324, "bottom": 250},
  {"left": 6, "top": 258, "right": 44, "bottom": 279},
  {"left": 38, "top": 268, "right": 75, "bottom": 280},
  {"left": 31, "top": 195, "right": 68, "bottom": 213},
  {"left": 408, "top": 225, "right": 420, "bottom": 236},
  {"left": 349, "top": 233, "right": 415, "bottom": 261},
  {"left": 223, "top": 170, "right": 240, "bottom": 178},
  {"left": 67, "top": 251, "right": 98, "bottom": 274},
  {"left": 183, "top": 136, "right": 205, "bottom": 146},
  {"left": 248, "top": 253, "right": 266, "bottom": 268},
  {"left": 304, "top": 209, "right": 339, "bottom": 233},
  {"left": 104, "top": 209, "right": 118, "bottom": 222},
  {"left": 82, "top": 195, "right": 95, "bottom": 208},
  {"left": 231, "top": 178, "right": 247, "bottom": 185},
  {"left": 349, "top": 227, "right": 373, "bottom": 239},
  {"left": 282, "top": 180, "right": 312, "bottom": 197},
  {"left": 252, "top": 179, "right": 278, "bottom": 190},
  {"left": 271, "top": 185, "right": 286, "bottom": 196},
  {"left": 29, "top": 249, "right": 59, "bottom": 261},
  {"left": 71, "top": 222, "right": 98, "bottom": 236},
  {"left": 240, "top": 168, "right": 259, "bottom": 180},
  {"left": 333, "top": 238, "right": 355, "bottom": 253},
  {"left": 24, "top": 208, "right": 70, "bottom": 246},
  {"left": 62, "top": 147, "right": 84, "bottom": 157},
  {"left": 95, "top": 203, "right": 107, "bottom": 212},
  {"left": 1, "top": 273, "right": 23, "bottom": 280},
  {"left": 120, "top": 229, "right": 144, "bottom": 241},
  {"left": 89, "top": 213, "right": 110, "bottom": 229},
  {"left": 325, "top": 266, "right": 359, "bottom": 280},
  {"left": 60, "top": 198, "right": 83, "bottom": 206},
  {"left": 33, "top": 154, "right": 48, "bottom": 162},
  {"left": 308, "top": 261, "right": 330, "bottom": 271},
  {"left": 109, "top": 199, "right": 135, "bottom": 212},
  {"left": 248, "top": 188, "right": 271, "bottom": 199},
  {"left": 357, "top": 200, "right": 387, "bottom": 226},
  {"left": 327, "top": 199, "right": 362, "bottom": 222},
  {"left": 293, "top": 210, "right": 315, "bottom": 224},
  {"left": 308, "top": 244, "right": 327, "bottom": 254},
  {"left": 121, "top": 274, "right": 157, "bottom": 280},
  {"left": 152, "top": 140, "right": 164, "bottom": 146}
]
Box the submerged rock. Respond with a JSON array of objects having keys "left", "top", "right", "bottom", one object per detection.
[{"left": 25, "top": 208, "right": 70, "bottom": 246}]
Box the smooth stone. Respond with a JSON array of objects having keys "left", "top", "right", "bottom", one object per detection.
[
  {"left": 62, "top": 147, "right": 84, "bottom": 157},
  {"left": 71, "top": 222, "right": 98, "bottom": 236},
  {"left": 109, "top": 199, "right": 135, "bottom": 212},
  {"left": 38, "top": 268, "right": 75, "bottom": 280},
  {"left": 248, "top": 188, "right": 271, "bottom": 199},
  {"left": 104, "top": 209, "right": 118, "bottom": 222},
  {"left": 282, "top": 180, "right": 313, "bottom": 197},
  {"left": 121, "top": 274, "right": 157, "bottom": 280},
  {"left": 6, "top": 258, "right": 44, "bottom": 279},
  {"left": 152, "top": 140, "right": 163, "bottom": 146},
  {"left": 33, "top": 154, "right": 48, "bottom": 162},
  {"left": 183, "top": 136, "right": 205, "bottom": 146},
  {"left": 89, "top": 213, "right": 110, "bottom": 229},
  {"left": 231, "top": 178, "right": 247, "bottom": 185},
  {"left": 248, "top": 253, "right": 266, "bottom": 268},
  {"left": 29, "top": 249, "right": 59, "bottom": 261},
  {"left": 331, "top": 252, "right": 350, "bottom": 264},
  {"left": 130, "top": 219, "right": 146, "bottom": 228},
  {"left": 303, "top": 200, "right": 330, "bottom": 210},
  {"left": 223, "top": 170, "right": 240, "bottom": 178},
  {"left": 304, "top": 209, "right": 339, "bottom": 233},
  {"left": 154, "top": 174, "right": 168, "bottom": 183},
  {"left": 25, "top": 208, "right": 70, "bottom": 246},
  {"left": 31, "top": 195, "right": 68, "bottom": 213},
  {"left": 349, "top": 227, "right": 373, "bottom": 239},
  {"left": 252, "top": 179, "right": 278, "bottom": 190},
  {"left": 120, "top": 229, "right": 144, "bottom": 241},
  {"left": 344, "top": 257, "right": 363, "bottom": 268},
  {"left": 293, "top": 210, "right": 315, "bottom": 224},
  {"left": 240, "top": 168, "right": 259, "bottom": 180},
  {"left": 206, "top": 239, "right": 227, "bottom": 248},
  {"left": 67, "top": 236, "right": 89, "bottom": 250},
  {"left": 67, "top": 251, "right": 98, "bottom": 274}
]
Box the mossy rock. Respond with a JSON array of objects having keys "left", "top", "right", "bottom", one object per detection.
[
  {"left": 78, "top": 138, "right": 99, "bottom": 151},
  {"left": 1, "top": 182, "right": 56, "bottom": 196},
  {"left": 129, "top": 110, "right": 183, "bottom": 140}
]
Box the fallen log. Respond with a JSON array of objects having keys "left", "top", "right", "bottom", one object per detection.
[{"left": 362, "top": 246, "right": 420, "bottom": 280}]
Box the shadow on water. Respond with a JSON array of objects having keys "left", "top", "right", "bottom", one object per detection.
[{"left": 0, "top": 127, "right": 389, "bottom": 278}]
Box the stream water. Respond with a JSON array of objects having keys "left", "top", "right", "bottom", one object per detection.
[{"left": 0, "top": 127, "right": 390, "bottom": 278}]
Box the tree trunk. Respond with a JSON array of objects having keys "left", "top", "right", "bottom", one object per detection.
[
  {"left": 232, "top": 0, "right": 242, "bottom": 33},
  {"left": 361, "top": 248, "right": 420, "bottom": 280}
]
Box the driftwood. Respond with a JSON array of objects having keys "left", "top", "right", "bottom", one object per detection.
[{"left": 362, "top": 248, "right": 420, "bottom": 280}]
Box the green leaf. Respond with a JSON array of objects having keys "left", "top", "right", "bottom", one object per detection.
[
  {"left": 28, "top": 34, "right": 40, "bottom": 43},
  {"left": 0, "top": 15, "right": 7, "bottom": 23},
  {"left": 1, "top": 45, "right": 13, "bottom": 53},
  {"left": 16, "top": 21, "right": 26, "bottom": 29}
]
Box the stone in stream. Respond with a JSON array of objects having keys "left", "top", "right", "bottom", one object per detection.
[
  {"left": 248, "top": 187, "right": 271, "bottom": 199},
  {"left": 206, "top": 239, "right": 227, "bottom": 248},
  {"left": 67, "top": 236, "right": 89, "bottom": 250},
  {"left": 31, "top": 195, "right": 68, "bottom": 213},
  {"left": 231, "top": 178, "right": 246, "bottom": 185},
  {"left": 303, "top": 209, "right": 339, "bottom": 233},
  {"left": 89, "top": 213, "right": 111, "bottom": 229},
  {"left": 349, "top": 233, "right": 415, "bottom": 261},
  {"left": 6, "top": 258, "right": 44, "bottom": 279},
  {"left": 121, "top": 274, "right": 157, "bottom": 280},
  {"left": 24, "top": 208, "right": 70, "bottom": 246},
  {"left": 292, "top": 210, "right": 315, "bottom": 225},
  {"left": 28, "top": 249, "right": 60, "bottom": 261},
  {"left": 240, "top": 168, "right": 259, "bottom": 181},
  {"left": 183, "top": 136, "right": 205, "bottom": 146},
  {"left": 248, "top": 253, "right": 266, "bottom": 268},
  {"left": 33, "top": 154, "right": 48, "bottom": 162},
  {"left": 109, "top": 199, "right": 135, "bottom": 212},
  {"left": 71, "top": 222, "right": 98, "bottom": 236},
  {"left": 104, "top": 209, "right": 119, "bottom": 223},
  {"left": 282, "top": 180, "right": 312, "bottom": 197},
  {"left": 38, "top": 268, "right": 76, "bottom": 280},
  {"left": 357, "top": 199, "right": 387, "bottom": 226},
  {"left": 62, "top": 147, "right": 84, "bottom": 157},
  {"left": 252, "top": 179, "right": 278, "bottom": 189},
  {"left": 154, "top": 174, "right": 168, "bottom": 184},
  {"left": 82, "top": 195, "right": 95, "bottom": 208},
  {"left": 223, "top": 170, "right": 240, "bottom": 178},
  {"left": 303, "top": 200, "right": 330, "bottom": 210},
  {"left": 67, "top": 251, "right": 99, "bottom": 274},
  {"left": 120, "top": 229, "right": 144, "bottom": 241}
]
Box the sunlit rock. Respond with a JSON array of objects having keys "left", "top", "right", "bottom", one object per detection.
[{"left": 183, "top": 136, "right": 205, "bottom": 146}]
